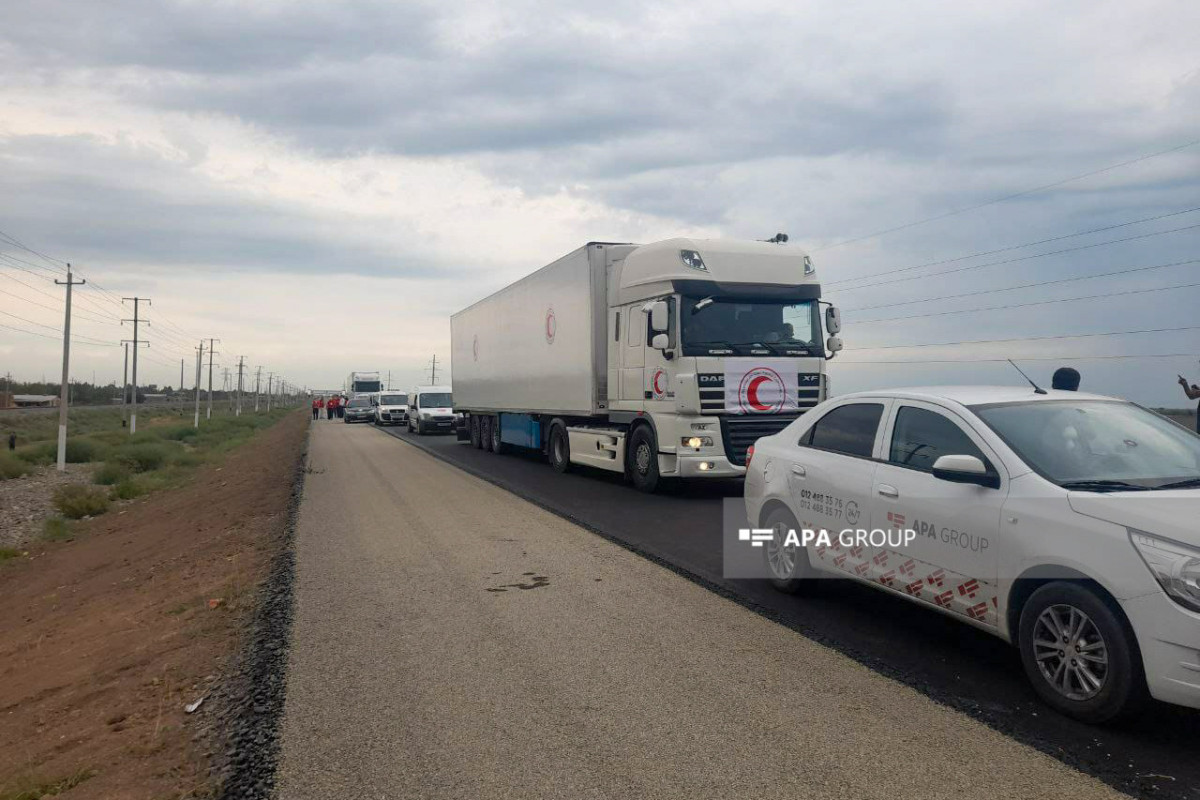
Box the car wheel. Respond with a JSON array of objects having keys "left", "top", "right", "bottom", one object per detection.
[
  {"left": 416, "top": 418, "right": 426, "bottom": 435},
  {"left": 627, "top": 426, "right": 660, "bottom": 493},
  {"left": 548, "top": 423, "right": 570, "bottom": 473},
  {"left": 1018, "top": 582, "right": 1147, "bottom": 723},
  {"left": 761, "top": 505, "right": 813, "bottom": 593},
  {"left": 490, "top": 416, "right": 507, "bottom": 454},
  {"left": 469, "top": 415, "right": 482, "bottom": 449}
]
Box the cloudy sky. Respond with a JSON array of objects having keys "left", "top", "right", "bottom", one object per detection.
[{"left": 1, "top": 0, "right": 1198, "bottom": 405}]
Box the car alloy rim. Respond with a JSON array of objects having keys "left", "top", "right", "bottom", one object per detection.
[
  {"left": 1032, "top": 603, "right": 1110, "bottom": 701},
  {"left": 765, "top": 523, "right": 796, "bottom": 579},
  {"left": 635, "top": 442, "right": 652, "bottom": 474}
]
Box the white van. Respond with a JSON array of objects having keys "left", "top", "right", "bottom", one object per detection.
[
  {"left": 407, "top": 385, "right": 455, "bottom": 435},
  {"left": 373, "top": 391, "right": 410, "bottom": 426}
]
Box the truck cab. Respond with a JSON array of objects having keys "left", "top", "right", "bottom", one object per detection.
[{"left": 604, "top": 238, "right": 840, "bottom": 486}]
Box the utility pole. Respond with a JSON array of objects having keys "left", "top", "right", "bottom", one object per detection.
[
  {"left": 205, "top": 338, "right": 219, "bottom": 419},
  {"left": 254, "top": 366, "right": 262, "bottom": 412},
  {"left": 54, "top": 265, "right": 85, "bottom": 471},
  {"left": 387, "top": 370, "right": 391, "bottom": 391},
  {"left": 236, "top": 357, "right": 245, "bottom": 416},
  {"left": 179, "top": 358, "right": 184, "bottom": 397},
  {"left": 266, "top": 372, "right": 275, "bottom": 412},
  {"left": 194, "top": 341, "right": 204, "bottom": 428},
  {"left": 121, "top": 342, "right": 129, "bottom": 425},
  {"left": 121, "top": 297, "right": 151, "bottom": 435},
  {"left": 428, "top": 354, "right": 439, "bottom": 384}
]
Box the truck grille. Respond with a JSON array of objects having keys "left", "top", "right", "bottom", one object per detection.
[
  {"left": 698, "top": 373, "right": 823, "bottom": 415},
  {"left": 719, "top": 414, "right": 801, "bottom": 467}
]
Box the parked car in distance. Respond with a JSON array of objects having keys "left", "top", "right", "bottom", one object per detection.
[
  {"left": 743, "top": 386, "right": 1200, "bottom": 724},
  {"left": 374, "top": 392, "right": 409, "bottom": 426},
  {"left": 343, "top": 395, "right": 375, "bottom": 424},
  {"left": 408, "top": 385, "right": 455, "bottom": 435}
]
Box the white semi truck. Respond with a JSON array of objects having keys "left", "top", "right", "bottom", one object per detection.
[
  {"left": 451, "top": 238, "right": 842, "bottom": 492},
  {"left": 345, "top": 371, "right": 382, "bottom": 396}
]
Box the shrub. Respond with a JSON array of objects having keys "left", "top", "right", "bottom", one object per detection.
[
  {"left": 170, "top": 452, "right": 204, "bottom": 468},
  {"left": 64, "top": 437, "right": 106, "bottom": 463},
  {"left": 0, "top": 453, "right": 31, "bottom": 480},
  {"left": 93, "top": 460, "right": 133, "bottom": 486},
  {"left": 52, "top": 484, "right": 111, "bottom": 519},
  {"left": 110, "top": 479, "right": 146, "bottom": 501},
  {"left": 163, "top": 425, "right": 199, "bottom": 442},
  {"left": 113, "top": 442, "right": 172, "bottom": 472},
  {"left": 15, "top": 442, "right": 55, "bottom": 464},
  {"left": 43, "top": 517, "right": 73, "bottom": 541},
  {"left": 0, "top": 546, "right": 22, "bottom": 562}
]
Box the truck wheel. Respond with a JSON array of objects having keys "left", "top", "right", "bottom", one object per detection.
[
  {"left": 548, "top": 423, "right": 570, "bottom": 473},
  {"left": 469, "top": 416, "right": 482, "bottom": 449},
  {"left": 1018, "top": 581, "right": 1147, "bottom": 723},
  {"left": 627, "top": 426, "right": 661, "bottom": 493},
  {"left": 490, "top": 416, "right": 507, "bottom": 454},
  {"left": 481, "top": 416, "right": 494, "bottom": 452},
  {"left": 761, "top": 505, "right": 813, "bottom": 594}
]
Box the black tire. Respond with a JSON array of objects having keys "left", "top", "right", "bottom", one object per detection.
[
  {"left": 1018, "top": 581, "right": 1147, "bottom": 724},
  {"left": 760, "top": 505, "right": 813, "bottom": 594},
  {"left": 548, "top": 423, "right": 570, "bottom": 473},
  {"left": 469, "top": 415, "right": 482, "bottom": 449},
  {"left": 481, "top": 416, "right": 494, "bottom": 452},
  {"left": 490, "top": 415, "right": 507, "bottom": 454},
  {"left": 627, "top": 426, "right": 661, "bottom": 493},
  {"left": 416, "top": 418, "right": 426, "bottom": 435}
]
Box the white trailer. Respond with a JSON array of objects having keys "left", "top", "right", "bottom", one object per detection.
[
  {"left": 346, "top": 371, "right": 382, "bottom": 396},
  {"left": 451, "top": 238, "right": 842, "bottom": 492}
]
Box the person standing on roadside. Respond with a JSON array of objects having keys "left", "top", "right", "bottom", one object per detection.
[
  {"left": 312, "top": 396, "right": 323, "bottom": 420},
  {"left": 1178, "top": 373, "right": 1200, "bottom": 433},
  {"left": 338, "top": 394, "right": 347, "bottom": 419},
  {"left": 1052, "top": 367, "right": 1080, "bottom": 391},
  {"left": 327, "top": 395, "right": 338, "bottom": 420}
]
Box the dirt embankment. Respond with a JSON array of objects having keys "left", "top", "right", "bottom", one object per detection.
[{"left": 0, "top": 410, "right": 308, "bottom": 799}]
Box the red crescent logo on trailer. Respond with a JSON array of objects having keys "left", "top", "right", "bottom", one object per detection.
[
  {"left": 737, "top": 367, "right": 785, "bottom": 413},
  {"left": 545, "top": 307, "right": 556, "bottom": 344}
]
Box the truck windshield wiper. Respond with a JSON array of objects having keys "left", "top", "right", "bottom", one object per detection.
[
  {"left": 1059, "top": 480, "right": 1151, "bottom": 492},
  {"left": 689, "top": 341, "right": 740, "bottom": 351},
  {"left": 1154, "top": 477, "right": 1200, "bottom": 490}
]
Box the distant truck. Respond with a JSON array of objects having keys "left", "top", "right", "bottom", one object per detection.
[
  {"left": 451, "top": 238, "right": 842, "bottom": 492},
  {"left": 346, "top": 371, "right": 382, "bottom": 396}
]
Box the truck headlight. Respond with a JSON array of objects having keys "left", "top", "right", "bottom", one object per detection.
[
  {"left": 1130, "top": 530, "right": 1200, "bottom": 613},
  {"left": 682, "top": 436, "right": 713, "bottom": 449}
]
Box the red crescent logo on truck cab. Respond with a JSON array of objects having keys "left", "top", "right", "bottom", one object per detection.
[
  {"left": 737, "top": 367, "right": 785, "bottom": 413},
  {"left": 651, "top": 367, "right": 666, "bottom": 399},
  {"left": 545, "top": 307, "right": 556, "bottom": 344}
]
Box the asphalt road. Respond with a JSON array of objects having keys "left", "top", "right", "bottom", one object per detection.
[
  {"left": 374, "top": 421, "right": 1200, "bottom": 800},
  {"left": 278, "top": 422, "right": 1131, "bottom": 799}
]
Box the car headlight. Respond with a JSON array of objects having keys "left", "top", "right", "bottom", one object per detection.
[{"left": 1130, "top": 530, "right": 1200, "bottom": 613}]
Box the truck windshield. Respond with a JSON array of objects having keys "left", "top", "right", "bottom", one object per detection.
[
  {"left": 420, "top": 393, "right": 453, "bottom": 407},
  {"left": 381, "top": 394, "right": 407, "bottom": 405},
  {"left": 680, "top": 297, "right": 821, "bottom": 356},
  {"left": 354, "top": 381, "right": 382, "bottom": 393}
]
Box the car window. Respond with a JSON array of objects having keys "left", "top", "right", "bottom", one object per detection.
[
  {"left": 802, "top": 403, "right": 884, "bottom": 458},
  {"left": 890, "top": 406, "right": 987, "bottom": 472}
]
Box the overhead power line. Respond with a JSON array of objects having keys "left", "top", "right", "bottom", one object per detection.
[
  {"left": 849, "top": 325, "right": 1200, "bottom": 352},
  {"left": 829, "top": 223, "right": 1200, "bottom": 293},
  {"left": 0, "top": 230, "right": 68, "bottom": 269},
  {"left": 827, "top": 205, "right": 1200, "bottom": 288},
  {"left": 814, "top": 135, "right": 1200, "bottom": 252}
]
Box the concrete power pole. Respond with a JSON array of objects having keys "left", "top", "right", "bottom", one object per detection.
[
  {"left": 194, "top": 341, "right": 205, "bottom": 428},
  {"left": 254, "top": 366, "right": 262, "bottom": 412},
  {"left": 121, "top": 342, "right": 129, "bottom": 425},
  {"left": 121, "top": 297, "right": 151, "bottom": 435},
  {"left": 428, "top": 354, "right": 439, "bottom": 384},
  {"left": 205, "top": 338, "right": 219, "bottom": 420},
  {"left": 54, "top": 265, "right": 85, "bottom": 471},
  {"left": 266, "top": 372, "right": 275, "bottom": 412},
  {"left": 235, "top": 357, "right": 245, "bottom": 416}
]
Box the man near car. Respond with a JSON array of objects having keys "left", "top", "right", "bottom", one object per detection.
[{"left": 1179, "top": 374, "right": 1200, "bottom": 433}]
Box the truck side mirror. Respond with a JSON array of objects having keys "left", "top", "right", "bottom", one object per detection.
[
  {"left": 826, "top": 336, "right": 843, "bottom": 356},
  {"left": 825, "top": 306, "right": 841, "bottom": 335},
  {"left": 649, "top": 300, "right": 669, "bottom": 333},
  {"left": 651, "top": 333, "right": 671, "bottom": 351}
]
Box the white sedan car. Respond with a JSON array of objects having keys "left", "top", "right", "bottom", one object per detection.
[{"left": 743, "top": 386, "right": 1200, "bottom": 723}]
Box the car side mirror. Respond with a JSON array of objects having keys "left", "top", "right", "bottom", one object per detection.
[
  {"left": 649, "top": 300, "right": 669, "bottom": 333},
  {"left": 825, "top": 306, "right": 841, "bottom": 335},
  {"left": 932, "top": 454, "right": 1000, "bottom": 489}
]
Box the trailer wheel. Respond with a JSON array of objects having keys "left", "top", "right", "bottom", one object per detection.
[
  {"left": 469, "top": 415, "right": 482, "bottom": 449},
  {"left": 628, "top": 426, "right": 661, "bottom": 493},
  {"left": 481, "top": 415, "right": 494, "bottom": 452},
  {"left": 548, "top": 423, "right": 570, "bottom": 473},
  {"left": 490, "top": 415, "right": 507, "bottom": 454}
]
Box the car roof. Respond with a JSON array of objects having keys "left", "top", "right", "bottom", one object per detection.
[{"left": 835, "top": 385, "right": 1123, "bottom": 407}]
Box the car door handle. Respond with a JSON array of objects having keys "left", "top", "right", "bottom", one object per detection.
[
  {"left": 877, "top": 484, "right": 899, "bottom": 498},
  {"left": 791, "top": 464, "right": 807, "bottom": 477}
]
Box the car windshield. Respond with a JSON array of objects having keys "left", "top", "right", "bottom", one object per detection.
[
  {"left": 348, "top": 397, "right": 371, "bottom": 408},
  {"left": 680, "top": 297, "right": 820, "bottom": 356},
  {"left": 380, "top": 394, "right": 407, "bottom": 405},
  {"left": 420, "top": 393, "right": 452, "bottom": 407},
  {"left": 971, "top": 400, "right": 1200, "bottom": 488}
]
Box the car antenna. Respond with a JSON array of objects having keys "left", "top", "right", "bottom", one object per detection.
[{"left": 1007, "top": 359, "right": 1047, "bottom": 394}]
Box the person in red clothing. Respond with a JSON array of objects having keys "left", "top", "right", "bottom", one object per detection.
[
  {"left": 311, "top": 396, "right": 323, "bottom": 420},
  {"left": 327, "top": 394, "right": 339, "bottom": 420}
]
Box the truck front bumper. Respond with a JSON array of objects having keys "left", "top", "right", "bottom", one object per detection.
[{"left": 669, "top": 453, "right": 745, "bottom": 478}]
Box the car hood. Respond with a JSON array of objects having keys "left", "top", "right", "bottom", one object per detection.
[{"left": 1069, "top": 490, "right": 1200, "bottom": 547}]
